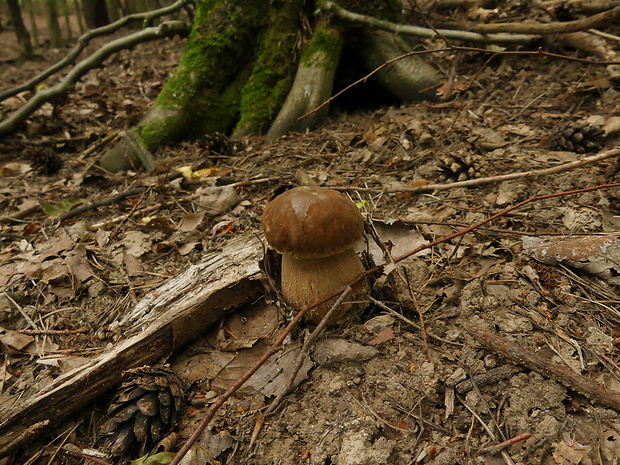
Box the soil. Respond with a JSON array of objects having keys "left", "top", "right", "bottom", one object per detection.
[{"left": 1, "top": 4, "right": 620, "bottom": 465}]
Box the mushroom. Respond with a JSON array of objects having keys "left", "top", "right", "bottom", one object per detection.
[{"left": 262, "top": 186, "right": 369, "bottom": 323}]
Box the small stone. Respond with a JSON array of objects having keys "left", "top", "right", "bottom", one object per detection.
[
  {"left": 364, "top": 315, "right": 396, "bottom": 335},
  {"left": 312, "top": 339, "right": 379, "bottom": 366}
]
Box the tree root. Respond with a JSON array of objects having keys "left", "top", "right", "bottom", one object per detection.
[
  {"left": 265, "top": 17, "right": 343, "bottom": 142},
  {"left": 358, "top": 29, "right": 442, "bottom": 101}
]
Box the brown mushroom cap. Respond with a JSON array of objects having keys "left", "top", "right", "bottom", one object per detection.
[{"left": 262, "top": 186, "right": 364, "bottom": 259}]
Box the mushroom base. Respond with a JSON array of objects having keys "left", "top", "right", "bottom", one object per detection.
[{"left": 280, "top": 248, "right": 369, "bottom": 324}]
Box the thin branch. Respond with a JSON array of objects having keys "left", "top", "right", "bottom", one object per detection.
[
  {"left": 0, "top": 0, "right": 192, "bottom": 102},
  {"left": 324, "top": 2, "right": 536, "bottom": 44},
  {"left": 457, "top": 394, "right": 517, "bottom": 465},
  {"left": 326, "top": 1, "right": 620, "bottom": 37},
  {"left": 478, "top": 433, "right": 532, "bottom": 456},
  {"left": 335, "top": 147, "right": 620, "bottom": 195},
  {"left": 0, "top": 21, "right": 191, "bottom": 137},
  {"left": 469, "top": 5, "right": 620, "bottom": 34},
  {"left": 465, "top": 322, "right": 620, "bottom": 410},
  {"left": 540, "top": 0, "right": 620, "bottom": 14},
  {"left": 264, "top": 287, "right": 352, "bottom": 416},
  {"left": 56, "top": 187, "right": 145, "bottom": 223},
  {"left": 300, "top": 46, "right": 620, "bottom": 121}
]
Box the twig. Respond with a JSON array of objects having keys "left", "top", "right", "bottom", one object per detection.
[
  {"left": 45, "top": 422, "right": 82, "bottom": 465},
  {"left": 362, "top": 209, "right": 433, "bottom": 361},
  {"left": 168, "top": 286, "right": 354, "bottom": 465},
  {"left": 109, "top": 188, "right": 149, "bottom": 242},
  {"left": 89, "top": 200, "right": 177, "bottom": 230},
  {"left": 590, "top": 28, "right": 620, "bottom": 43},
  {"left": 469, "top": 5, "right": 620, "bottom": 34},
  {"left": 0, "top": 205, "right": 41, "bottom": 224},
  {"left": 298, "top": 47, "right": 450, "bottom": 120},
  {"left": 56, "top": 187, "right": 145, "bottom": 223},
  {"left": 62, "top": 450, "right": 113, "bottom": 465},
  {"left": 457, "top": 394, "right": 517, "bottom": 465},
  {"left": 5, "top": 293, "right": 39, "bottom": 331},
  {"left": 0, "top": 0, "right": 191, "bottom": 102},
  {"left": 336, "top": 147, "right": 620, "bottom": 195},
  {"left": 18, "top": 328, "right": 90, "bottom": 336},
  {"left": 455, "top": 365, "right": 524, "bottom": 394},
  {"left": 228, "top": 176, "right": 287, "bottom": 188},
  {"left": 468, "top": 372, "right": 507, "bottom": 442},
  {"left": 391, "top": 182, "right": 620, "bottom": 265},
  {"left": 368, "top": 296, "right": 463, "bottom": 347},
  {"left": 0, "top": 21, "right": 191, "bottom": 137},
  {"left": 264, "top": 287, "right": 352, "bottom": 415},
  {"left": 77, "top": 130, "right": 120, "bottom": 161},
  {"left": 465, "top": 322, "right": 620, "bottom": 410},
  {"left": 540, "top": 0, "right": 620, "bottom": 14},
  {"left": 478, "top": 432, "right": 532, "bottom": 455},
  {"left": 300, "top": 40, "right": 619, "bottom": 122},
  {"left": 327, "top": 1, "right": 620, "bottom": 37}
]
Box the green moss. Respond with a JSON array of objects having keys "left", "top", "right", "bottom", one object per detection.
[
  {"left": 301, "top": 24, "right": 343, "bottom": 68},
  {"left": 141, "top": 0, "right": 266, "bottom": 144},
  {"left": 235, "top": 0, "right": 302, "bottom": 134},
  {"left": 194, "top": 62, "right": 253, "bottom": 134},
  {"left": 141, "top": 111, "right": 188, "bottom": 148}
]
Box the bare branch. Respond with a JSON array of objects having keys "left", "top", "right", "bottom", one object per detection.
[
  {"left": 468, "top": 4, "right": 620, "bottom": 34},
  {"left": 0, "top": 21, "right": 191, "bottom": 137},
  {"left": 466, "top": 322, "right": 620, "bottom": 410},
  {"left": 336, "top": 147, "right": 620, "bottom": 195},
  {"left": 325, "top": 1, "right": 620, "bottom": 38},
  {"left": 324, "top": 1, "right": 536, "bottom": 44},
  {"left": 0, "top": 0, "right": 192, "bottom": 103}
]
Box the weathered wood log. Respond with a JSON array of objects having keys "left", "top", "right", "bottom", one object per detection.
[{"left": 0, "top": 233, "right": 265, "bottom": 457}]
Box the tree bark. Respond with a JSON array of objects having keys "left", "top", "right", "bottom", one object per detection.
[
  {"left": 45, "top": 0, "right": 64, "bottom": 48},
  {"left": 6, "top": 0, "right": 34, "bottom": 58},
  {"left": 265, "top": 15, "right": 343, "bottom": 142}
]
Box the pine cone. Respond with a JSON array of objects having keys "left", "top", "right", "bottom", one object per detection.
[
  {"left": 197, "top": 132, "right": 235, "bottom": 159},
  {"left": 547, "top": 123, "right": 604, "bottom": 153},
  {"left": 26, "top": 147, "right": 63, "bottom": 174},
  {"left": 102, "top": 366, "right": 185, "bottom": 458},
  {"left": 437, "top": 155, "right": 476, "bottom": 182}
]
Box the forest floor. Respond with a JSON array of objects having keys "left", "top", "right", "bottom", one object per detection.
[{"left": 1, "top": 5, "right": 620, "bottom": 465}]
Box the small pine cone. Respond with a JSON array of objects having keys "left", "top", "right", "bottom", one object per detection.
[
  {"left": 27, "top": 147, "right": 63, "bottom": 174},
  {"left": 102, "top": 366, "right": 185, "bottom": 458},
  {"left": 437, "top": 154, "right": 476, "bottom": 182},
  {"left": 547, "top": 123, "right": 604, "bottom": 154},
  {"left": 197, "top": 132, "right": 235, "bottom": 158}
]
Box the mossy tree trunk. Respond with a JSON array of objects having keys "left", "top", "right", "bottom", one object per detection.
[{"left": 99, "top": 0, "right": 441, "bottom": 172}]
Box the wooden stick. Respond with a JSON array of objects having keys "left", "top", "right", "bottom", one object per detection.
[
  {"left": 337, "top": 147, "right": 620, "bottom": 195},
  {"left": 466, "top": 322, "right": 620, "bottom": 410},
  {"left": 479, "top": 432, "right": 532, "bottom": 455}
]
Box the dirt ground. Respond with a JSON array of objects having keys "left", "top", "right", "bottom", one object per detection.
[{"left": 1, "top": 4, "right": 620, "bottom": 465}]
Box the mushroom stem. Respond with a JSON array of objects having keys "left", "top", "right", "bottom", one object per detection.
[{"left": 281, "top": 248, "right": 369, "bottom": 323}]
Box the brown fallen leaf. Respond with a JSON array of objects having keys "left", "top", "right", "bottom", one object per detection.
[{"left": 367, "top": 327, "right": 395, "bottom": 346}]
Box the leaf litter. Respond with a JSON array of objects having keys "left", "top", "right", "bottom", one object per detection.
[{"left": 1, "top": 12, "right": 620, "bottom": 465}]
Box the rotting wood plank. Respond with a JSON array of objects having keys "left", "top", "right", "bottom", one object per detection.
[{"left": 0, "top": 233, "right": 265, "bottom": 457}]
